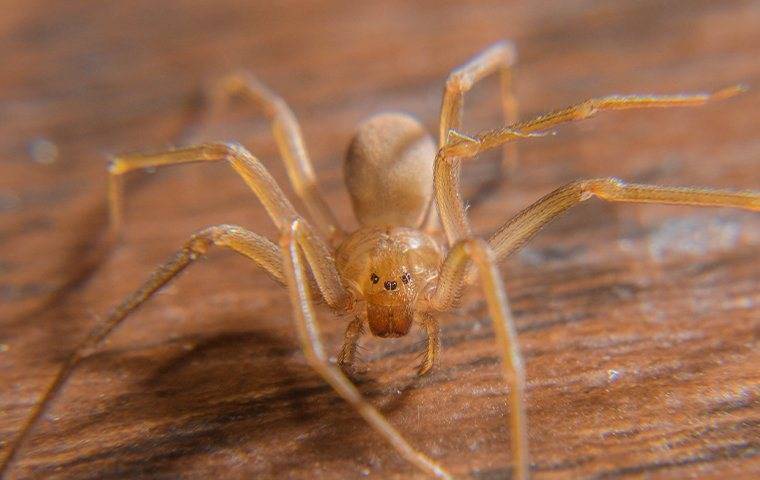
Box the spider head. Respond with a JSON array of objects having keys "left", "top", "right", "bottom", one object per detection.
[
  {"left": 335, "top": 226, "right": 443, "bottom": 338},
  {"left": 363, "top": 260, "right": 419, "bottom": 337}
]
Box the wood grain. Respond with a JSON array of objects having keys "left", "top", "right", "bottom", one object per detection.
[{"left": 1, "top": 1, "right": 759, "bottom": 478}]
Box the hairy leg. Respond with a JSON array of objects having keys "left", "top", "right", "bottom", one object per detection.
[
  {"left": 427, "top": 239, "right": 528, "bottom": 480},
  {"left": 107, "top": 142, "right": 348, "bottom": 308},
  {"left": 438, "top": 40, "right": 518, "bottom": 163},
  {"left": 109, "top": 142, "right": 294, "bottom": 234},
  {"left": 425, "top": 40, "right": 519, "bottom": 232},
  {"left": 337, "top": 315, "right": 365, "bottom": 375},
  {"left": 417, "top": 313, "right": 441, "bottom": 376},
  {"left": 205, "top": 72, "right": 343, "bottom": 241},
  {"left": 0, "top": 224, "right": 298, "bottom": 476},
  {"left": 280, "top": 219, "right": 451, "bottom": 479},
  {"left": 433, "top": 129, "right": 544, "bottom": 246},
  {"left": 433, "top": 86, "right": 745, "bottom": 247},
  {"left": 489, "top": 178, "right": 760, "bottom": 261},
  {"left": 512, "top": 85, "right": 744, "bottom": 134}
]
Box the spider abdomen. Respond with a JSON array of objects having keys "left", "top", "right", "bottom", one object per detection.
[{"left": 344, "top": 112, "right": 436, "bottom": 228}]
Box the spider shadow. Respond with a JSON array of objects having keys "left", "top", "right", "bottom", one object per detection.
[
  {"left": 273, "top": 361, "right": 424, "bottom": 473},
  {"left": 6, "top": 200, "right": 110, "bottom": 331},
  {"left": 34, "top": 313, "right": 426, "bottom": 478},
  {"left": 18, "top": 85, "right": 231, "bottom": 335}
]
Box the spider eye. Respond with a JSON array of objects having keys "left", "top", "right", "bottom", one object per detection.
[
  {"left": 401, "top": 272, "right": 411, "bottom": 284},
  {"left": 370, "top": 273, "right": 379, "bottom": 284}
]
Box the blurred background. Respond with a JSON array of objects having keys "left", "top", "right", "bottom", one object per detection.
[{"left": 1, "top": 1, "right": 759, "bottom": 479}]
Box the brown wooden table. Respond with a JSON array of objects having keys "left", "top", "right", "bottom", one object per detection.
[{"left": 1, "top": 1, "right": 758, "bottom": 478}]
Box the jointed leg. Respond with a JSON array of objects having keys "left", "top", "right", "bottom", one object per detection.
[
  {"left": 280, "top": 219, "right": 451, "bottom": 479},
  {"left": 108, "top": 142, "right": 349, "bottom": 309},
  {"left": 446, "top": 86, "right": 745, "bottom": 160},
  {"left": 426, "top": 40, "right": 519, "bottom": 232},
  {"left": 337, "top": 315, "right": 365, "bottom": 375},
  {"left": 433, "top": 129, "right": 545, "bottom": 246},
  {"left": 428, "top": 239, "right": 528, "bottom": 480},
  {"left": 0, "top": 225, "right": 289, "bottom": 476},
  {"left": 206, "top": 72, "right": 343, "bottom": 241},
  {"left": 438, "top": 40, "right": 519, "bottom": 160},
  {"left": 512, "top": 85, "right": 745, "bottom": 134},
  {"left": 489, "top": 178, "right": 760, "bottom": 261},
  {"left": 417, "top": 313, "right": 441, "bottom": 376},
  {"left": 433, "top": 86, "right": 745, "bottom": 248},
  {"left": 109, "top": 142, "right": 296, "bottom": 234}
]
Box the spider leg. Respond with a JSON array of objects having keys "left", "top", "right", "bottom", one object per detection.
[
  {"left": 416, "top": 313, "right": 441, "bottom": 376},
  {"left": 426, "top": 239, "right": 528, "bottom": 480},
  {"left": 438, "top": 40, "right": 518, "bottom": 166},
  {"left": 445, "top": 86, "right": 745, "bottom": 159},
  {"left": 425, "top": 40, "right": 519, "bottom": 232},
  {"left": 337, "top": 315, "right": 366, "bottom": 376},
  {"left": 433, "top": 86, "right": 745, "bottom": 247},
  {"left": 512, "top": 85, "right": 745, "bottom": 134},
  {"left": 280, "top": 219, "right": 452, "bottom": 480},
  {"left": 488, "top": 178, "right": 760, "bottom": 261},
  {"left": 203, "top": 72, "right": 343, "bottom": 241},
  {"left": 0, "top": 224, "right": 306, "bottom": 477},
  {"left": 107, "top": 142, "right": 348, "bottom": 308},
  {"left": 109, "top": 141, "right": 295, "bottom": 234},
  {"left": 433, "top": 129, "right": 544, "bottom": 247}
]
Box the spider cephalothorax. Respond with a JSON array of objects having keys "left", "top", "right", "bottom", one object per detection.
[
  {"left": 3, "top": 41, "right": 757, "bottom": 480},
  {"left": 338, "top": 111, "right": 444, "bottom": 338},
  {"left": 335, "top": 225, "right": 442, "bottom": 337}
]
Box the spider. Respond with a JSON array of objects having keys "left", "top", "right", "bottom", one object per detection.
[{"left": 2, "top": 41, "right": 758, "bottom": 480}]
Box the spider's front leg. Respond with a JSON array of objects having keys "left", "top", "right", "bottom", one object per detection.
[
  {"left": 427, "top": 238, "right": 528, "bottom": 480},
  {"left": 280, "top": 219, "right": 452, "bottom": 479},
  {"left": 425, "top": 40, "right": 520, "bottom": 231},
  {"left": 433, "top": 84, "right": 746, "bottom": 247},
  {"left": 438, "top": 40, "right": 519, "bottom": 166}
]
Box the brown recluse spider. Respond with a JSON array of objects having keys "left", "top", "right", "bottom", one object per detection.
[{"left": 3, "top": 41, "right": 758, "bottom": 479}]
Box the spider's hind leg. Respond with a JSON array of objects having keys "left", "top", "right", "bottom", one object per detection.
[
  {"left": 204, "top": 71, "right": 343, "bottom": 241},
  {"left": 438, "top": 40, "right": 519, "bottom": 170},
  {"left": 109, "top": 72, "right": 343, "bottom": 242}
]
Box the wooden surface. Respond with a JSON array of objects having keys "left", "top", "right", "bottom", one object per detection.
[{"left": 1, "top": 1, "right": 759, "bottom": 478}]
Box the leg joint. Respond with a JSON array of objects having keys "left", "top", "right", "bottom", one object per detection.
[
  {"left": 279, "top": 216, "right": 304, "bottom": 242},
  {"left": 458, "top": 237, "right": 494, "bottom": 264},
  {"left": 445, "top": 71, "right": 469, "bottom": 93},
  {"left": 187, "top": 224, "right": 247, "bottom": 255},
  {"left": 206, "top": 141, "right": 248, "bottom": 159},
  {"left": 571, "top": 177, "right": 624, "bottom": 200}
]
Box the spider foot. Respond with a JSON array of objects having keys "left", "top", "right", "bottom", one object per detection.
[
  {"left": 417, "top": 362, "right": 435, "bottom": 377},
  {"left": 338, "top": 360, "right": 368, "bottom": 379}
]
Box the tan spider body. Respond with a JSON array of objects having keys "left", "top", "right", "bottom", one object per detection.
[
  {"left": 335, "top": 225, "right": 442, "bottom": 339},
  {"left": 339, "top": 112, "right": 445, "bottom": 344},
  {"left": 2, "top": 41, "right": 758, "bottom": 480}
]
